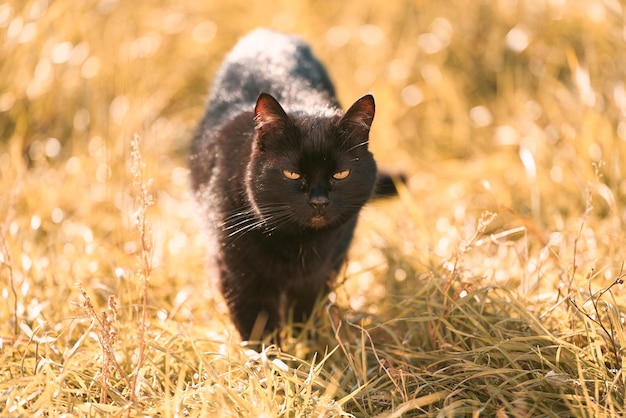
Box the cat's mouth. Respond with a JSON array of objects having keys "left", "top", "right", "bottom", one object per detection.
[{"left": 310, "top": 215, "right": 328, "bottom": 228}]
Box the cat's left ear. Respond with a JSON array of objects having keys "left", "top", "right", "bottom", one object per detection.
[
  {"left": 254, "top": 93, "right": 292, "bottom": 137},
  {"left": 339, "top": 94, "right": 375, "bottom": 134}
]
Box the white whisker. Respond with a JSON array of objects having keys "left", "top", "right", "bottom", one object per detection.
[
  {"left": 346, "top": 140, "right": 369, "bottom": 152},
  {"left": 221, "top": 203, "right": 295, "bottom": 240}
]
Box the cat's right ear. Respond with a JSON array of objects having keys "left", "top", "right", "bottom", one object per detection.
[{"left": 254, "top": 93, "right": 291, "bottom": 138}]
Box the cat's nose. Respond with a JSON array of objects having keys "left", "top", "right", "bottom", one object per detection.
[
  {"left": 308, "top": 185, "right": 329, "bottom": 210},
  {"left": 309, "top": 195, "right": 329, "bottom": 210}
]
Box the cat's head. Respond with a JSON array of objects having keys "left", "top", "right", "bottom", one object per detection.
[{"left": 245, "top": 93, "right": 378, "bottom": 232}]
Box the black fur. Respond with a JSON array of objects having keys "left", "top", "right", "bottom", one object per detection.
[{"left": 189, "top": 29, "right": 384, "bottom": 340}]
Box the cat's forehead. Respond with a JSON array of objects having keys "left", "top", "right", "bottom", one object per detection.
[{"left": 293, "top": 115, "right": 342, "bottom": 155}]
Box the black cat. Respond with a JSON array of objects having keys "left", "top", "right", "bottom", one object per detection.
[{"left": 189, "top": 29, "right": 390, "bottom": 341}]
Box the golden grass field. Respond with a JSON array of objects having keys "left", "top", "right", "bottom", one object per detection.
[{"left": 2, "top": 0, "right": 626, "bottom": 416}]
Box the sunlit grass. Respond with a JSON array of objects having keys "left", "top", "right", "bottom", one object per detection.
[{"left": 2, "top": 0, "right": 626, "bottom": 416}]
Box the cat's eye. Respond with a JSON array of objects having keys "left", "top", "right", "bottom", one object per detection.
[
  {"left": 282, "top": 169, "right": 301, "bottom": 180},
  {"left": 332, "top": 169, "right": 351, "bottom": 180}
]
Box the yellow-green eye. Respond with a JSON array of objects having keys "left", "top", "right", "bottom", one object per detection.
[
  {"left": 332, "top": 169, "right": 350, "bottom": 180},
  {"left": 282, "top": 170, "right": 301, "bottom": 180}
]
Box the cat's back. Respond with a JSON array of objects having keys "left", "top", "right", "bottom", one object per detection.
[{"left": 204, "top": 29, "right": 339, "bottom": 126}]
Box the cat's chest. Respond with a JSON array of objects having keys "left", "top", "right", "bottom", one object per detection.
[
  {"left": 225, "top": 229, "right": 343, "bottom": 280},
  {"left": 272, "top": 239, "right": 336, "bottom": 282},
  {"left": 266, "top": 231, "right": 336, "bottom": 265}
]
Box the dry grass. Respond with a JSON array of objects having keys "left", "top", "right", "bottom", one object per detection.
[{"left": 2, "top": 0, "right": 626, "bottom": 416}]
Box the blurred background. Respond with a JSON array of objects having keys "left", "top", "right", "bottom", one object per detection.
[{"left": 3, "top": 0, "right": 626, "bottom": 201}]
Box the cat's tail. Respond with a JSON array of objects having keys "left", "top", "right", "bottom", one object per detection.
[{"left": 372, "top": 171, "right": 406, "bottom": 199}]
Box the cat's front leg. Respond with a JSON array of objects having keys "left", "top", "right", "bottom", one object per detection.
[
  {"left": 225, "top": 288, "right": 282, "bottom": 342},
  {"left": 286, "top": 278, "right": 329, "bottom": 331}
]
